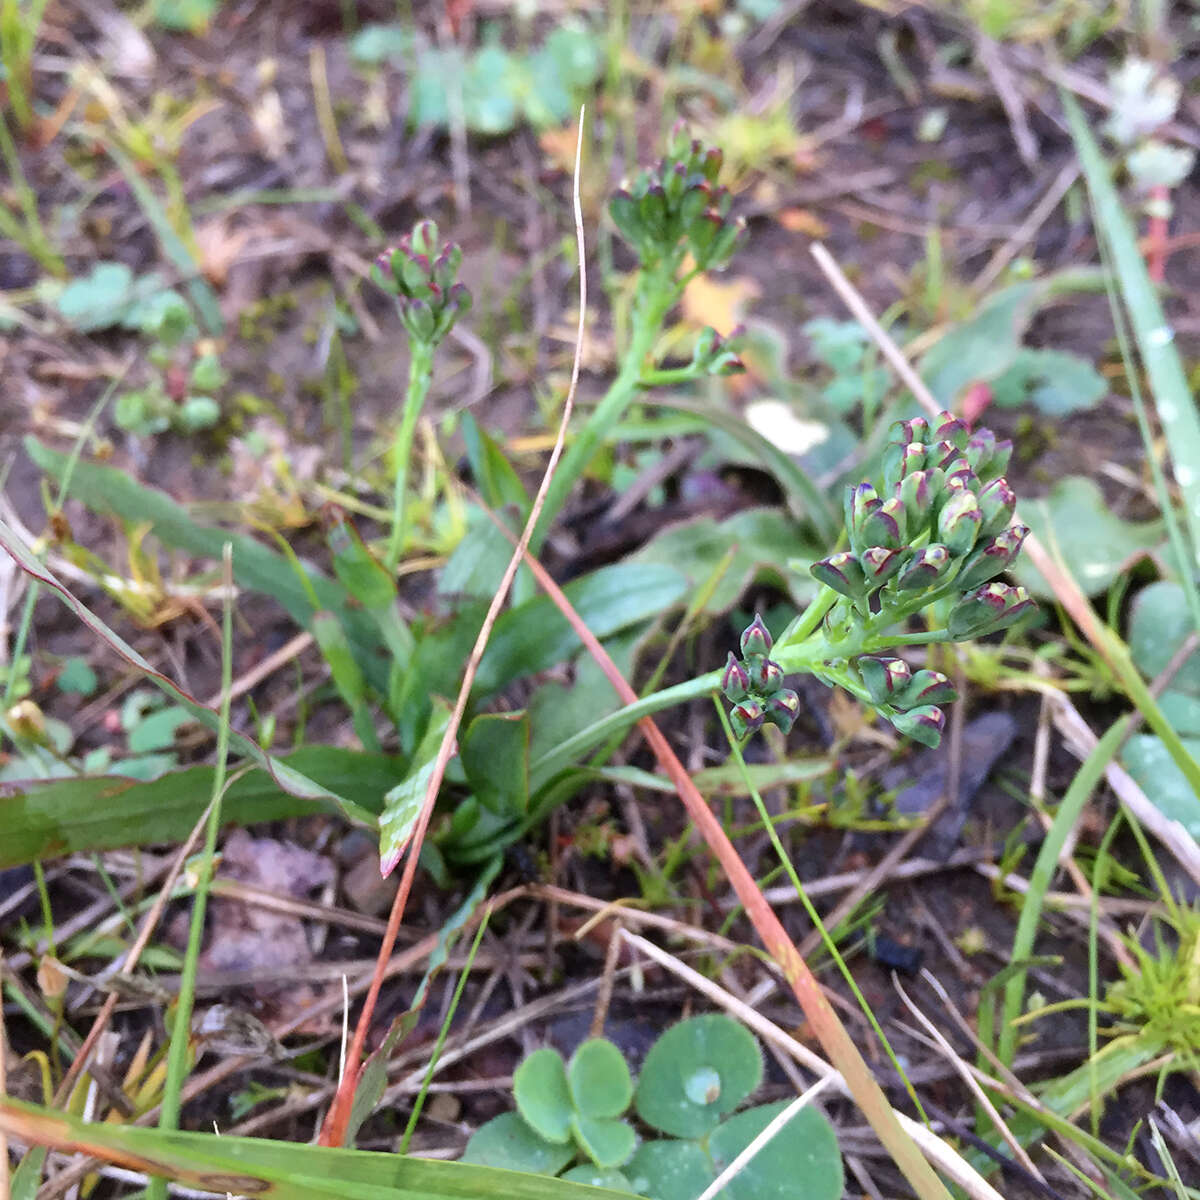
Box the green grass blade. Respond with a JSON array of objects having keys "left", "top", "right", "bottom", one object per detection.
[
  {"left": 0, "top": 1096, "right": 632, "bottom": 1198},
  {"left": 0, "top": 520, "right": 376, "bottom": 826},
  {"left": 1063, "top": 91, "right": 1200, "bottom": 575}
]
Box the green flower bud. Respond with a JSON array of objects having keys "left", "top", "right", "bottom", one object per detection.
[
  {"left": 811, "top": 551, "right": 867, "bottom": 600},
  {"left": 977, "top": 477, "right": 1016, "bottom": 537},
  {"left": 964, "top": 427, "right": 996, "bottom": 474},
  {"left": 740, "top": 613, "right": 772, "bottom": 658},
  {"left": 403, "top": 297, "right": 435, "bottom": 341},
  {"left": 888, "top": 416, "right": 930, "bottom": 447},
  {"left": 858, "top": 656, "right": 913, "bottom": 707},
  {"left": 678, "top": 181, "right": 712, "bottom": 230},
  {"left": 894, "top": 543, "right": 953, "bottom": 591},
  {"left": 890, "top": 704, "right": 946, "bottom": 748},
  {"left": 882, "top": 441, "right": 927, "bottom": 491},
  {"left": 664, "top": 160, "right": 688, "bottom": 205},
  {"left": 639, "top": 184, "right": 670, "bottom": 239},
  {"left": 765, "top": 689, "right": 800, "bottom": 733},
  {"left": 721, "top": 652, "right": 750, "bottom": 702},
  {"left": 699, "top": 146, "right": 723, "bottom": 184},
  {"left": 927, "top": 440, "right": 961, "bottom": 470},
  {"left": 730, "top": 698, "right": 766, "bottom": 738},
  {"left": 410, "top": 218, "right": 439, "bottom": 259},
  {"left": 848, "top": 482, "right": 880, "bottom": 546},
  {"left": 610, "top": 188, "right": 643, "bottom": 245},
  {"left": 860, "top": 545, "right": 904, "bottom": 587},
  {"left": 936, "top": 489, "right": 984, "bottom": 556},
  {"left": 980, "top": 438, "right": 1013, "bottom": 482},
  {"left": 897, "top": 669, "right": 957, "bottom": 709},
  {"left": 955, "top": 524, "right": 1029, "bottom": 590},
  {"left": 948, "top": 582, "right": 1035, "bottom": 639},
  {"left": 932, "top": 414, "right": 969, "bottom": 450},
  {"left": 752, "top": 657, "right": 785, "bottom": 696},
  {"left": 859, "top": 496, "right": 907, "bottom": 550},
  {"left": 895, "top": 468, "right": 944, "bottom": 534}
]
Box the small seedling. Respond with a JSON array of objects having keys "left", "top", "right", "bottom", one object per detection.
[{"left": 463, "top": 1014, "right": 843, "bottom": 1200}]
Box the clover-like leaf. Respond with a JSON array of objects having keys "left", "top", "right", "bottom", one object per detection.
[
  {"left": 635, "top": 1014, "right": 762, "bottom": 1138},
  {"left": 625, "top": 1139, "right": 714, "bottom": 1200},
  {"left": 570, "top": 1112, "right": 636, "bottom": 1169},
  {"left": 460, "top": 1111, "right": 575, "bottom": 1175},
  {"left": 511, "top": 1047, "right": 573, "bottom": 1144},
  {"left": 567, "top": 1038, "right": 633, "bottom": 1120},
  {"left": 708, "top": 1100, "right": 843, "bottom": 1200}
]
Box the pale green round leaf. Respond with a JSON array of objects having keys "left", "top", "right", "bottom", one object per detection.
[
  {"left": 625, "top": 1139, "right": 714, "bottom": 1200},
  {"left": 513, "top": 1048, "right": 573, "bottom": 1144},
  {"left": 635, "top": 1015, "right": 762, "bottom": 1138},
  {"left": 460, "top": 1111, "right": 574, "bottom": 1175},
  {"left": 570, "top": 1114, "right": 636, "bottom": 1169},
  {"left": 560, "top": 1165, "right": 633, "bottom": 1190},
  {"left": 708, "top": 1101, "right": 843, "bottom": 1200},
  {"left": 568, "top": 1038, "right": 633, "bottom": 1120}
]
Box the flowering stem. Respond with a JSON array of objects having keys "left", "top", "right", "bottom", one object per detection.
[{"left": 385, "top": 340, "right": 434, "bottom": 573}]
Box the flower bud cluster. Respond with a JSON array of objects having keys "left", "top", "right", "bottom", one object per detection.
[
  {"left": 812, "top": 412, "right": 1035, "bottom": 638},
  {"left": 854, "top": 657, "right": 956, "bottom": 748},
  {"left": 372, "top": 220, "right": 472, "bottom": 347},
  {"left": 609, "top": 126, "right": 744, "bottom": 271},
  {"left": 722, "top": 615, "right": 800, "bottom": 738},
  {"left": 690, "top": 326, "right": 744, "bottom": 377}
]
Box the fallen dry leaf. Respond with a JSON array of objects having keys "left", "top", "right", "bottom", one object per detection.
[
  {"left": 778, "top": 207, "right": 829, "bottom": 237},
  {"left": 680, "top": 270, "right": 760, "bottom": 336}
]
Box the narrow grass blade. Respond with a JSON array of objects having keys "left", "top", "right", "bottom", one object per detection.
[
  {"left": 0, "top": 1096, "right": 631, "bottom": 1198},
  {"left": 0, "top": 519, "right": 376, "bottom": 826}
]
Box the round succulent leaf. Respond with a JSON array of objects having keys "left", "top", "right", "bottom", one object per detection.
[
  {"left": 560, "top": 1165, "right": 633, "bottom": 1190},
  {"left": 513, "top": 1047, "right": 573, "bottom": 1143},
  {"left": 567, "top": 1038, "right": 633, "bottom": 1120},
  {"left": 1128, "top": 581, "right": 1200, "bottom": 699},
  {"left": 625, "top": 1139, "right": 715, "bottom": 1200},
  {"left": 708, "top": 1101, "right": 843, "bottom": 1200},
  {"left": 570, "top": 1113, "right": 637, "bottom": 1169},
  {"left": 635, "top": 1014, "right": 762, "bottom": 1138},
  {"left": 460, "top": 1111, "right": 575, "bottom": 1175}
]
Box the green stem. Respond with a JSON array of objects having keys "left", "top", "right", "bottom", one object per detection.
[
  {"left": 385, "top": 340, "right": 434, "bottom": 573},
  {"left": 530, "top": 262, "right": 680, "bottom": 556}
]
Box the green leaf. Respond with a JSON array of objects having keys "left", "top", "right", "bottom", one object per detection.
[
  {"left": 630, "top": 509, "right": 820, "bottom": 617},
  {"left": 460, "top": 415, "right": 530, "bottom": 516},
  {"left": 57, "top": 657, "right": 97, "bottom": 696},
  {"left": 463, "top": 44, "right": 520, "bottom": 135},
  {"left": 1011, "top": 476, "right": 1162, "bottom": 598},
  {"left": 0, "top": 1096, "right": 626, "bottom": 1198},
  {"left": 410, "top": 46, "right": 457, "bottom": 129},
  {"left": 438, "top": 513, "right": 513, "bottom": 601},
  {"left": 708, "top": 1101, "right": 843, "bottom": 1200},
  {"left": 474, "top": 563, "right": 686, "bottom": 697},
  {"left": 0, "top": 748, "right": 403, "bottom": 868},
  {"left": 568, "top": 1039, "right": 633, "bottom": 1120},
  {"left": 151, "top": 0, "right": 221, "bottom": 31},
  {"left": 460, "top": 1111, "right": 576, "bottom": 1177},
  {"left": 312, "top": 612, "right": 367, "bottom": 710},
  {"left": 920, "top": 282, "right": 1039, "bottom": 406},
  {"left": 379, "top": 702, "right": 451, "bottom": 876},
  {"left": 635, "top": 1015, "right": 763, "bottom": 1139},
  {"left": 990, "top": 347, "right": 1107, "bottom": 416},
  {"left": 513, "top": 1048, "right": 573, "bottom": 1144},
  {"left": 569, "top": 1113, "right": 636, "bottom": 1169},
  {"left": 349, "top": 23, "right": 416, "bottom": 65},
  {"left": 625, "top": 1140, "right": 714, "bottom": 1200},
  {"left": 1121, "top": 735, "right": 1200, "bottom": 838},
  {"left": 560, "top": 1166, "right": 632, "bottom": 1190},
  {"left": 127, "top": 705, "right": 192, "bottom": 753},
  {"left": 461, "top": 711, "right": 529, "bottom": 818},
  {"left": 1129, "top": 581, "right": 1200, "bottom": 735},
  {"left": 56, "top": 262, "right": 138, "bottom": 331}
]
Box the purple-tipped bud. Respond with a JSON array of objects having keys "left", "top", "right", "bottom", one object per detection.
[
  {"left": 699, "top": 146, "right": 723, "bottom": 184},
  {"left": 895, "top": 543, "right": 952, "bottom": 591},
  {"left": 888, "top": 416, "right": 930, "bottom": 447},
  {"left": 965, "top": 427, "right": 997, "bottom": 474},
  {"left": 895, "top": 468, "right": 944, "bottom": 534},
  {"left": 882, "top": 441, "right": 927, "bottom": 491},
  {"left": 890, "top": 704, "right": 946, "bottom": 748},
  {"left": 811, "top": 551, "right": 867, "bottom": 600},
  {"left": 665, "top": 160, "right": 689, "bottom": 204},
  {"left": 927, "top": 440, "right": 961, "bottom": 470},
  {"left": 411, "top": 218, "right": 439, "bottom": 258},
  {"left": 721, "top": 652, "right": 750, "bottom": 703},
  {"left": 678, "top": 180, "right": 712, "bottom": 228},
  {"left": 610, "top": 189, "right": 643, "bottom": 243},
  {"left": 936, "top": 489, "right": 984, "bottom": 556},
  {"left": 403, "top": 297, "right": 435, "bottom": 341},
  {"left": 639, "top": 184, "right": 669, "bottom": 237},
  {"left": 948, "top": 582, "right": 1035, "bottom": 639},
  {"left": 977, "top": 477, "right": 1017, "bottom": 537},
  {"left": 897, "top": 669, "right": 957, "bottom": 708},
  {"left": 955, "top": 524, "right": 1029, "bottom": 590},
  {"left": 730, "top": 698, "right": 766, "bottom": 739},
  {"left": 687, "top": 209, "right": 725, "bottom": 259},
  {"left": 765, "top": 689, "right": 800, "bottom": 733},
  {"left": 980, "top": 438, "right": 1013, "bottom": 482},
  {"left": 752, "top": 657, "right": 785, "bottom": 696},
  {"left": 739, "top": 613, "right": 772, "bottom": 659},
  {"left": 858, "top": 656, "right": 912, "bottom": 706},
  {"left": 848, "top": 482, "right": 880, "bottom": 546},
  {"left": 859, "top": 496, "right": 907, "bottom": 550},
  {"left": 933, "top": 414, "right": 969, "bottom": 450},
  {"left": 860, "top": 545, "right": 904, "bottom": 586}
]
